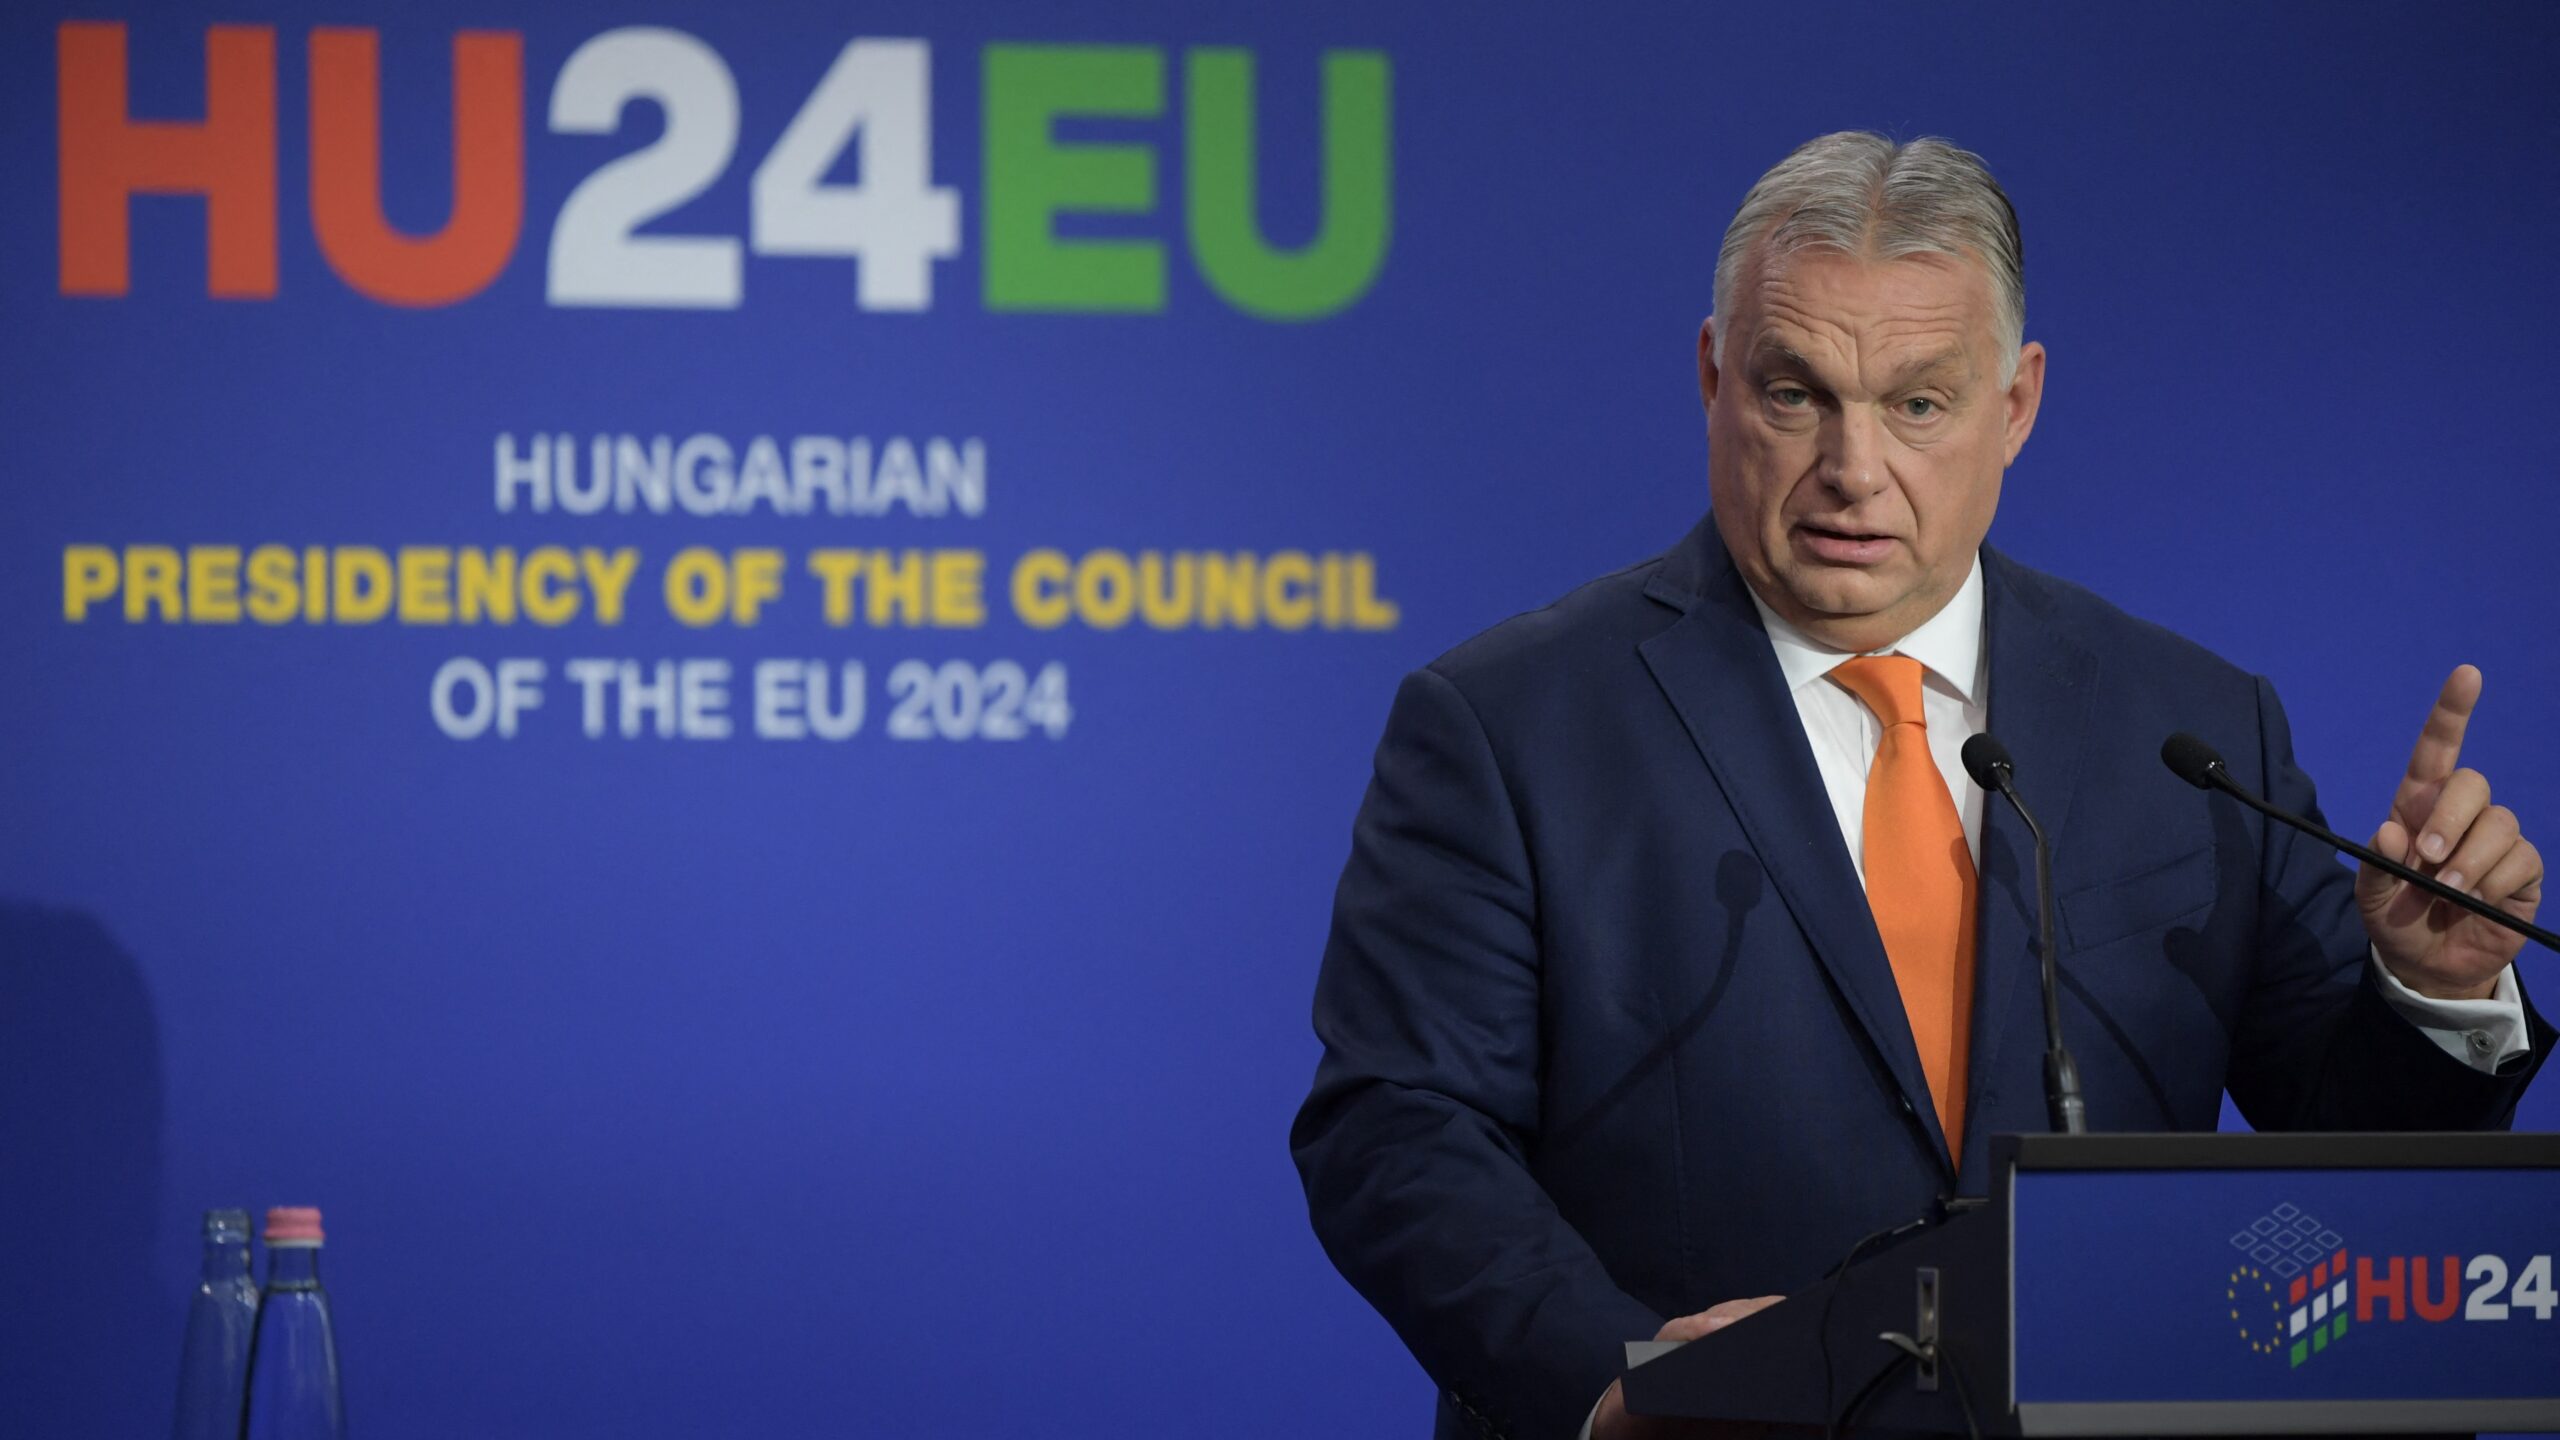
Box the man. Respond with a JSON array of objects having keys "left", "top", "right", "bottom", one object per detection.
[{"left": 1290, "top": 133, "right": 2547, "bottom": 1440}]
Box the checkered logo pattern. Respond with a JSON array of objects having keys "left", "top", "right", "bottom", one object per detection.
[{"left": 2227, "top": 1203, "right": 2351, "bottom": 1367}]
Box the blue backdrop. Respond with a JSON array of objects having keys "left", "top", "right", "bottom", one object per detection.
[{"left": 4, "top": 2, "right": 2556, "bottom": 1436}]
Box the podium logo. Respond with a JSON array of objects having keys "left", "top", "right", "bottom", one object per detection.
[
  {"left": 2226, "top": 1203, "right": 2349, "bottom": 1369},
  {"left": 2226, "top": 1203, "right": 2558, "bottom": 1369}
]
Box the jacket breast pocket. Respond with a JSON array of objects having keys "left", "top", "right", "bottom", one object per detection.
[{"left": 2057, "top": 846, "right": 2218, "bottom": 954}]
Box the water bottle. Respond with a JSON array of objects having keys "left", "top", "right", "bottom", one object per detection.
[
  {"left": 242, "top": 1207, "right": 345, "bottom": 1440},
  {"left": 173, "top": 1209, "right": 260, "bottom": 1440}
]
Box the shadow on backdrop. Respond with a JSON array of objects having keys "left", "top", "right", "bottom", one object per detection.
[{"left": 0, "top": 901, "right": 167, "bottom": 1437}]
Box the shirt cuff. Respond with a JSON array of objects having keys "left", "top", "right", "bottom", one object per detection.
[{"left": 2369, "top": 948, "right": 2531, "bottom": 1072}]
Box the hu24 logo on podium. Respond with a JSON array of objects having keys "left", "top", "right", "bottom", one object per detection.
[{"left": 2226, "top": 1202, "right": 2556, "bottom": 1369}]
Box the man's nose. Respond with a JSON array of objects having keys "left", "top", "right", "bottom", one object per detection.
[{"left": 1818, "top": 407, "right": 1889, "bottom": 501}]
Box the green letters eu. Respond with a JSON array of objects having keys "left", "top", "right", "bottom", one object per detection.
[
  {"left": 1186, "top": 49, "right": 1392, "bottom": 321},
  {"left": 983, "top": 45, "right": 1166, "bottom": 313}
]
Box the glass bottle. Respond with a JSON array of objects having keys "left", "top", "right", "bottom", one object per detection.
[
  {"left": 242, "top": 1207, "right": 345, "bottom": 1440},
  {"left": 173, "top": 1209, "right": 260, "bottom": 1440}
]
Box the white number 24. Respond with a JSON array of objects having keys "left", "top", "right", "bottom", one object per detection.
[
  {"left": 2466, "top": 1254, "right": 2557, "bottom": 1321},
  {"left": 547, "top": 30, "right": 958, "bottom": 309}
]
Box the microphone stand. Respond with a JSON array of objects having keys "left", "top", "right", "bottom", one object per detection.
[
  {"left": 1987, "top": 767, "right": 2087, "bottom": 1135},
  {"left": 1963, "top": 735, "right": 2089, "bottom": 1135}
]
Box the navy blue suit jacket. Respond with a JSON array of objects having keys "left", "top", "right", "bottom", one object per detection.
[{"left": 1291, "top": 518, "right": 2547, "bottom": 1440}]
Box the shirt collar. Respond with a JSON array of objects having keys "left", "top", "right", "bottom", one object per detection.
[{"left": 1745, "top": 554, "right": 1987, "bottom": 706}]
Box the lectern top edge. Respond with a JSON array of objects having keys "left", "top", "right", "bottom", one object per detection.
[{"left": 2002, "top": 1130, "right": 2560, "bottom": 1171}]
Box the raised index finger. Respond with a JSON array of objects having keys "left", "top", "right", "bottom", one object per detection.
[{"left": 2398, "top": 665, "right": 2483, "bottom": 805}]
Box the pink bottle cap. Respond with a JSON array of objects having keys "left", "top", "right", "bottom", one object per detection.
[{"left": 264, "top": 1206, "right": 325, "bottom": 1245}]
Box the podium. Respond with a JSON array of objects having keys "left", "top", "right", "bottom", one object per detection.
[{"left": 1619, "top": 1133, "right": 2560, "bottom": 1436}]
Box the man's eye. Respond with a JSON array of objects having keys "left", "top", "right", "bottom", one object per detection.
[
  {"left": 1901, "top": 397, "right": 1939, "bottom": 418},
  {"left": 1770, "top": 387, "right": 1811, "bottom": 408}
]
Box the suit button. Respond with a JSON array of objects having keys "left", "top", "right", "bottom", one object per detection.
[{"left": 1899, "top": 1096, "right": 1917, "bottom": 1115}]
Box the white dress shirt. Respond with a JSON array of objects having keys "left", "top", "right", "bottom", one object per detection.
[{"left": 1752, "top": 556, "right": 1992, "bottom": 883}]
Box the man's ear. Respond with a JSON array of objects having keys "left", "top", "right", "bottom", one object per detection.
[
  {"left": 2003, "top": 339, "right": 2047, "bottom": 465},
  {"left": 1697, "top": 318, "right": 1722, "bottom": 413}
]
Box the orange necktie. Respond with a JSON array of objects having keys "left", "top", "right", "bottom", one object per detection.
[{"left": 1829, "top": 654, "right": 1978, "bottom": 1158}]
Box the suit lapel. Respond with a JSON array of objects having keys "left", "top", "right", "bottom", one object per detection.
[
  {"left": 1637, "top": 521, "right": 1951, "bottom": 1169},
  {"left": 1965, "top": 550, "right": 2099, "bottom": 1147}
]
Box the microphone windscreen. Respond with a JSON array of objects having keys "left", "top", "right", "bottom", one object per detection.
[
  {"left": 2160, "top": 732, "right": 2224, "bottom": 789},
  {"left": 1960, "top": 732, "right": 2014, "bottom": 791}
]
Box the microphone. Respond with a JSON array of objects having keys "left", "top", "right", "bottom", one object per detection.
[
  {"left": 2160, "top": 733, "right": 2559, "bottom": 952},
  {"left": 1960, "top": 733, "right": 2088, "bottom": 1135}
]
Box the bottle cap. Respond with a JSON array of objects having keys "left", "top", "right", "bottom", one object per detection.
[
  {"left": 203, "top": 1209, "right": 251, "bottom": 1240},
  {"left": 264, "top": 1206, "right": 325, "bottom": 1245}
]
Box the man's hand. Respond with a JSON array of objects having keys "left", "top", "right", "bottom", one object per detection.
[
  {"left": 2357, "top": 665, "right": 2544, "bottom": 1000},
  {"left": 1591, "top": 1297, "right": 1785, "bottom": 1440}
]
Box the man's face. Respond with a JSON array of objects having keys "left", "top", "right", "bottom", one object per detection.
[{"left": 1700, "top": 246, "right": 2045, "bottom": 653}]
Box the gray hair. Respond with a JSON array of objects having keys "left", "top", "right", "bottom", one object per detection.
[{"left": 1713, "top": 132, "right": 2025, "bottom": 380}]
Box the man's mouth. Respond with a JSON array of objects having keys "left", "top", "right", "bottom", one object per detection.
[{"left": 1794, "top": 524, "right": 1897, "bottom": 564}]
